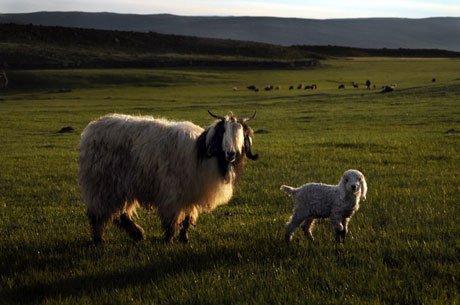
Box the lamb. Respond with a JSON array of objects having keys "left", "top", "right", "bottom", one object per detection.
[
  {"left": 281, "top": 169, "right": 367, "bottom": 243},
  {"left": 79, "top": 111, "right": 258, "bottom": 244}
]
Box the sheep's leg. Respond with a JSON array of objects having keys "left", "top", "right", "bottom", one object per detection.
[
  {"left": 88, "top": 212, "right": 108, "bottom": 245},
  {"left": 300, "top": 217, "right": 316, "bottom": 241},
  {"left": 114, "top": 214, "right": 145, "bottom": 241},
  {"left": 179, "top": 215, "right": 191, "bottom": 243},
  {"left": 164, "top": 224, "right": 176, "bottom": 244}
]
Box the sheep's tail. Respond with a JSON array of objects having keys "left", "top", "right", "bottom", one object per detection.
[{"left": 280, "top": 185, "right": 298, "bottom": 196}]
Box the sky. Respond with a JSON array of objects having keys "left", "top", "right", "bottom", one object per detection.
[{"left": 2, "top": 0, "right": 460, "bottom": 19}]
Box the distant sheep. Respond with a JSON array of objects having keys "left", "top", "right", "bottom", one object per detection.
[
  {"left": 79, "top": 111, "right": 259, "bottom": 244},
  {"left": 366, "top": 80, "right": 371, "bottom": 89},
  {"left": 0, "top": 70, "right": 8, "bottom": 89},
  {"left": 281, "top": 169, "right": 367, "bottom": 243}
]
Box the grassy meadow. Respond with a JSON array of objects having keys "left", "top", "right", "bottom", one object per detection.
[{"left": 0, "top": 58, "right": 459, "bottom": 304}]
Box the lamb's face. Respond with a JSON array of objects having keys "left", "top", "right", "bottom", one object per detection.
[
  {"left": 222, "top": 117, "right": 244, "bottom": 162},
  {"left": 341, "top": 170, "right": 367, "bottom": 200}
]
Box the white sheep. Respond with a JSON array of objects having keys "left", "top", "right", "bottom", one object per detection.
[
  {"left": 78, "top": 111, "right": 258, "bottom": 244},
  {"left": 281, "top": 169, "right": 367, "bottom": 243}
]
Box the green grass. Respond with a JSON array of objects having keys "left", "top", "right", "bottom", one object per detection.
[{"left": 0, "top": 58, "right": 459, "bottom": 304}]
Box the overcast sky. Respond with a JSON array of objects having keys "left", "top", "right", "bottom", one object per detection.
[{"left": 2, "top": 0, "right": 460, "bottom": 19}]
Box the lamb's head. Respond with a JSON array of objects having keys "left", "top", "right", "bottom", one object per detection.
[{"left": 339, "top": 169, "right": 367, "bottom": 201}]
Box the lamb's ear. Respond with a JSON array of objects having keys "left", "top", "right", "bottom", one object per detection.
[
  {"left": 360, "top": 175, "right": 368, "bottom": 201},
  {"left": 339, "top": 178, "right": 347, "bottom": 201}
]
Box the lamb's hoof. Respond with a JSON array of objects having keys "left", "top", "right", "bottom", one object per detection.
[{"left": 285, "top": 233, "right": 293, "bottom": 244}]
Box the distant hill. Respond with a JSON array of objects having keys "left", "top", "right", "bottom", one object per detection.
[
  {"left": 0, "top": 23, "right": 321, "bottom": 69},
  {"left": 1, "top": 12, "right": 460, "bottom": 51}
]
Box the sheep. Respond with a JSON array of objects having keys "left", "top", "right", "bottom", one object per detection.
[
  {"left": 281, "top": 169, "right": 367, "bottom": 244},
  {"left": 0, "top": 70, "right": 8, "bottom": 89},
  {"left": 264, "top": 85, "right": 273, "bottom": 91},
  {"left": 232, "top": 86, "right": 238, "bottom": 91},
  {"left": 79, "top": 111, "right": 259, "bottom": 244},
  {"left": 366, "top": 80, "right": 371, "bottom": 89}
]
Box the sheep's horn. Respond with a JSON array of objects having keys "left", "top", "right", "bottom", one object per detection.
[
  {"left": 240, "top": 111, "right": 256, "bottom": 123},
  {"left": 208, "top": 110, "right": 225, "bottom": 120}
]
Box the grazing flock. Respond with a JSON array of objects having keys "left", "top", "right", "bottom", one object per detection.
[
  {"left": 79, "top": 109, "right": 368, "bottom": 246},
  {"left": 238, "top": 80, "right": 401, "bottom": 92}
]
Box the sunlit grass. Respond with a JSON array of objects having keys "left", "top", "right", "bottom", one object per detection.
[{"left": 0, "top": 58, "right": 459, "bottom": 304}]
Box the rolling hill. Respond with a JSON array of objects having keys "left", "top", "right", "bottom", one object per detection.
[
  {"left": 1, "top": 12, "right": 460, "bottom": 51},
  {"left": 0, "top": 23, "right": 321, "bottom": 69}
]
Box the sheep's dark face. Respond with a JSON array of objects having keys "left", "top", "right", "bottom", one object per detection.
[
  {"left": 204, "top": 112, "right": 258, "bottom": 162},
  {"left": 198, "top": 111, "right": 258, "bottom": 179},
  {"left": 221, "top": 116, "right": 245, "bottom": 162}
]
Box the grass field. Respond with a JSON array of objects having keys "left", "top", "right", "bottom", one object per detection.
[{"left": 0, "top": 58, "right": 459, "bottom": 304}]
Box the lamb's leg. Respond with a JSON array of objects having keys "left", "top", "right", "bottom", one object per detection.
[
  {"left": 331, "top": 216, "right": 345, "bottom": 243},
  {"left": 301, "top": 217, "right": 316, "bottom": 241},
  {"left": 285, "top": 213, "right": 307, "bottom": 243},
  {"left": 179, "top": 215, "right": 191, "bottom": 243},
  {"left": 340, "top": 217, "right": 350, "bottom": 242},
  {"left": 114, "top": 213, "right": 145, "bottom": 241}
]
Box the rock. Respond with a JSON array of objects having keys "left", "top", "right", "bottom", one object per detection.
[{"left": 58, "top": 126, "right": 74, "bottom": 133}]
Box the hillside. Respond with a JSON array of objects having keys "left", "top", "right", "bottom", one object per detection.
[
  {"left": 0, "top": 23, "right": 320, "bottom": 69},
  {"left": 1, "top": 12, "right": 460, "bottom": 51}
]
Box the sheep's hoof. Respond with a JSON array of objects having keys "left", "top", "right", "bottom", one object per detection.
[
  {"left": 164, "top": 232, "right": 175, "bottom": 244},
  {"left": 131, "top": 226, "right": 146, "bottom": 241},
  {"left": 92, "top": 236, "right": 104, "bottom": 245},
  {"left": 179, "top": 231, "right": 189, "bottom": 244}
]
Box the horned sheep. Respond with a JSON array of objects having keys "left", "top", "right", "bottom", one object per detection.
[{"left": 78, "top": 111, "right": 258, "bottom": 244}]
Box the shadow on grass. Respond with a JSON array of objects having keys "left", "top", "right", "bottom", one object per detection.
[{"left": 1, "top": 237, "right": 244, "bottom": 304}]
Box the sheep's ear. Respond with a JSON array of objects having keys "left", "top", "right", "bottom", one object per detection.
[
  {"left": 339, "top": 178, "right": 347, "bottom": 201},
  {"left": 360, "top": 176, "right": 368, "bottom": 201},
  {"left": 205, "top": 128, "right": 218, "bottom": 157}
]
